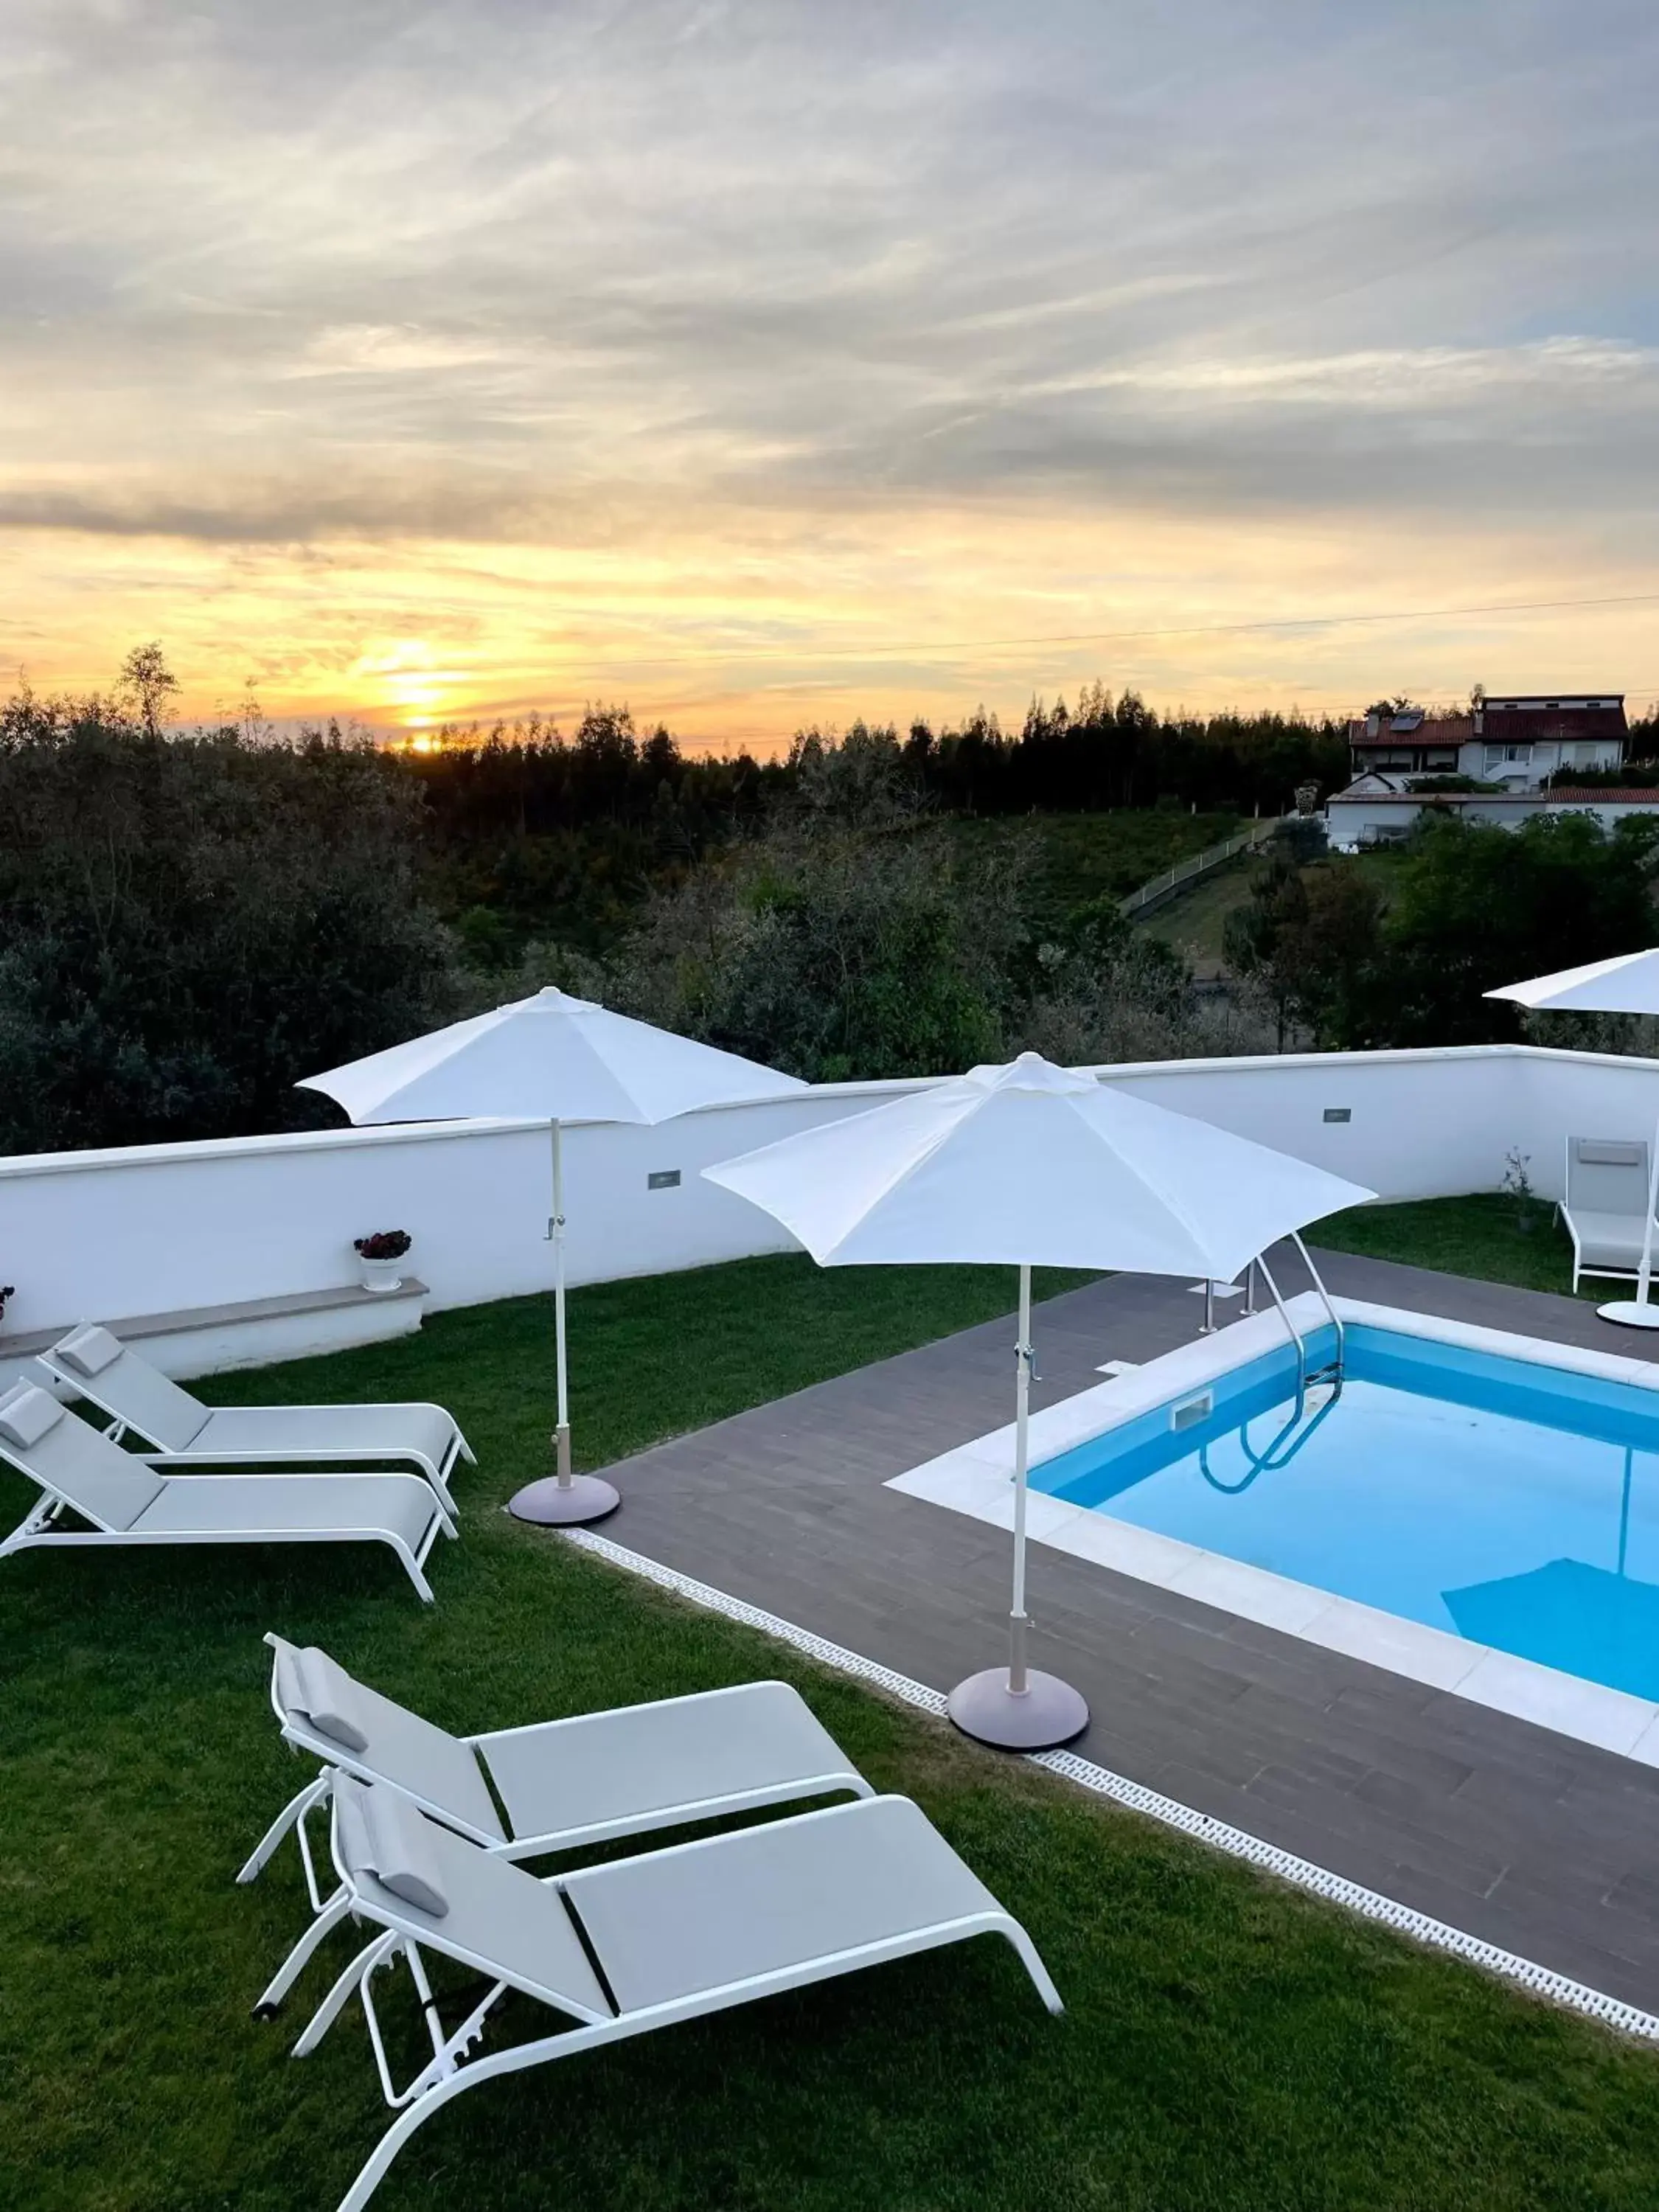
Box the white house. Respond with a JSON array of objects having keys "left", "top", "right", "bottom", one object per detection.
[
  {"left": 1326, "top": 693, "right": 1645, "bottom": 849},
  {"left": 1345, "top": 697, "right": 1628, "bottom": 790},
  {"left": 1326, "top": 777, "right": 1659, "bottom": 852}
]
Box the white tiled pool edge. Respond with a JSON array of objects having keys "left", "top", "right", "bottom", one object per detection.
[
  {"left": 561, "top": 1524, "right": 1659, "bottom": 2042},
  {"left": 887, "top": 1294, "right": 1659, "bottom": 1767}
]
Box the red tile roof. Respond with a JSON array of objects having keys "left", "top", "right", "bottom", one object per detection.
[
  {"left": 1482, "top": 698, "right": 1627, "bottom": 742},
  {"left": 1544, "top": 788, "right": 1659, "bottom": 804},
  {"left": 1349, "top": 714, "right": 1472, "bottom": 748}
]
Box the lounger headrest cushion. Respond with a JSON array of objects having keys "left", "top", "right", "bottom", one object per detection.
[
  {"left": 0, "top": 1383, "right": 66, "bottom": 1451},
  {"left": 53, "top": 1324, "right": 125, "bottom": 1378},
  {"left": 1576, "top": 1139, "right": 1644, "bottom": 1167},
  {"left": 275, "top": 1644, "right": 371, "bottom": 1755},
  {"left": 335, "top": 1777, "right": 448, "bottom": 1919}
]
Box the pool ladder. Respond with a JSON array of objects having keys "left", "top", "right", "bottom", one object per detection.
[
  {"left": 1254, "top": 1234, "right": 1346, "bottom": 1400},
  {"left": 1199, "top": 1237, "right": 1346, "bottom": 1494},
  {"left": 1197, "top": 1375, "right": 1343, "bottom": 1492}
]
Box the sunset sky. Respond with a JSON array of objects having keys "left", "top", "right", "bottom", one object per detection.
[{"left": 4, "top": 1, "right": 1658, "bottom": 751}]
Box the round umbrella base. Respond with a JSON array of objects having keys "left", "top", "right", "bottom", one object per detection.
[
  {"left": 507, "top": 1475, "right": 622, "bottom": 1526},
  {"left": 1597, "top": 1299, "right": 1659, "bottom": 1330},
  {"left": 946, "top": 1666, "right": 1089, "bottom": 1750}
]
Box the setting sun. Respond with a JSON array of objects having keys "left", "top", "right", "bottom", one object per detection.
[{"left": 348, "top": 639, "right": 462, "bottom": 731}]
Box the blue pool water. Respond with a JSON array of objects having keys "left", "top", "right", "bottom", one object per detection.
[{"left": 1032, "top": 1325, "right": 1659, "bottom": 1703}]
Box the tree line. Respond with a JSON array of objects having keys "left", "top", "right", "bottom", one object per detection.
[
  {"left": 406, "top": 686, "right": 1347, "bottom": 959},
  {"left": 1, "top": 650, "right": 1655, "bottom": 1155},
  {"left": 409, "top": 684, "right": 1347, "bottom": 845}
]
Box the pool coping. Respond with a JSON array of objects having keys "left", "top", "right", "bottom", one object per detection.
[{"left": 886, "top": 1293, "right": 1659, "bottom": 1768}]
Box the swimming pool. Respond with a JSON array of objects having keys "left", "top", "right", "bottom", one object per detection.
[
  {"left": 1031, "top": 1323, "right": 1659, "bottom": 1705},
  {"left": 888, "top": 1294, "right": 1659, "bottom": 1757}
]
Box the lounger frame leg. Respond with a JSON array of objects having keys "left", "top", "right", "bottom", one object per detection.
[
  {"left": 397, "top": 1510, "right": 451, "bottom": 1602},
  {"left": 295, "top": 1930, "right": 398, "bottom": 2058},
  {"left": 398, "top": 1548, "right": 437, "bottom": 1603},
  {"left": 242, "top": 1770, "right": 359, "bottom": 2016},
  {"left": 254, "top": 1887, "right": 352, "bottom": 2017},
  {"left": 0, "top": 1495, "right": 66, "bottom": 1560},
  {"left": 238, "top": 1770, "right": 333, "bottom": 1888},
  {"left": 328, "top": 2001, "right": 625, "bottom": 2212}
]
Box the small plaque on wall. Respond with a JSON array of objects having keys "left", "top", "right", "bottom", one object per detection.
[{"left": 647, "top": 1169, "right": 681, "bottom": 1190}]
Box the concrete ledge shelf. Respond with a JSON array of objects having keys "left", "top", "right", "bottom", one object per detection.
[{"left": 2, "top": 1276, "right": 428, "bottom": 1388}]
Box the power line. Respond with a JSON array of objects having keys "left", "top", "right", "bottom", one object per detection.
[{"left": 539, "top": 589, "right": 1659, "bottom": 671}]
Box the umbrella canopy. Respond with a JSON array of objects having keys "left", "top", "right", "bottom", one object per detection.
[
  {"left": 1486, "top": 949, "right": 1659, "bottom": 1329},
  {"left": 703, "top": 1052, "right": 1374, "bottom": 1279},
  {"left": 300, "top": 986, "right": 804, "bottom": 1526},
  {"left": 704, "top": 1051, "right": 1374, "bottom": 1750},
  {"left": 299, "top": 984, "right": 807, "bottom": 1126},
  {"left": 1485, "top": 947, "right": 1659, "bottom": 1016}
]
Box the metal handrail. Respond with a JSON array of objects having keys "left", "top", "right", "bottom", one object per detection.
[
  {"left": 1190, "top": 1238, "right": 1347, "bottom": 1495},
  {"left": 1288, "top": 1232, "right": 1345, "bottom": 1372},
  {"left": 1253, "top": 1251, "right": 1307, "bottom": 1416}
]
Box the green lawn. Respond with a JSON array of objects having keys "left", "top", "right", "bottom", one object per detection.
[
  {"left": 1313, "top": 1191, "right": 1594, "bottom": 1301},
  {"left": 5, "top": 1251, "right": 1659, "bottom": 2211}
]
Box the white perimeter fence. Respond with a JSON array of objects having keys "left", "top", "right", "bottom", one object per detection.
[
  {"left": 1117, "top": 815, "right": 1284, "bottom": 918},
  {"left": 2, "top": 1044, "right": 1656, "bottom": 1353}
]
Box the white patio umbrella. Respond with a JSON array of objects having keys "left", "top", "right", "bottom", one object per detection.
[
  {"left": 704, "top": 1052, "right": 1374, "bottom": 1749},
  {"left": 301, "top": 987, "right": 806, "bottom": 1523},
  {"left": 1487, "top": 947, "right": 1659, "bottom": 1329}
]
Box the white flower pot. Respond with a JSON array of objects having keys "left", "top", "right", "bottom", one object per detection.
[{"left": 358, "top": 1255, "right": 406, "bottom": 1294}]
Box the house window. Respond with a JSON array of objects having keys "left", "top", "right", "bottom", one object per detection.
[{"left": 1484, "top": 744, "right": 1531, "bottom": 771}]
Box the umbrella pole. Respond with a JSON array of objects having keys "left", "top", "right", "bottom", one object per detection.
[
  {"left": 1640, "top": 1108, "right": 1659, "bottom": 1308},
  {"left": 1008, "top": 1262, "right": 1034, "bottom": 1695},
  {"left": 507, "top": 1119, "right": 622, "bottom": 1527},
  {"left": 552, "top": 1119, "right": 571, "bottom": 1486},
  {"left": 946, "top": 1262, "right": 1089, "bottom": 1751}
]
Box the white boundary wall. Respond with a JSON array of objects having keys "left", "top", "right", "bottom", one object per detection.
[{"left": 4, "top": 1043, "right": 1658, "bottom": 1344}]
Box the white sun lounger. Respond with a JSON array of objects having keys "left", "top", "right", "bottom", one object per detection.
[
  {"left": 0, "top": 1383, "right": 454, "bottom": 1601},
  {"left": 238, "top": 1632, "right": 875, "bottom": 2011},
  {"left": 38, "top": 1324, "right": 472, "bottom": 1515},
  {"left": 1560, "top": 1136, "right": 1659, "bottom": 1291},
  {"left": 293, "top": 1777, "right": 1062, "bottom": 2212}
]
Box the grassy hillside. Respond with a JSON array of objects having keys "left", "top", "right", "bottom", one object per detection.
[
  {"left": 949, "top": 810, "right": 1243, "bottom": 936},
  {"left": 1143, "top": 841, "right": 1410, "bottom": 981},
  {"left": 1139, "top": 859, "right": 1256, "bottom": 978}
]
